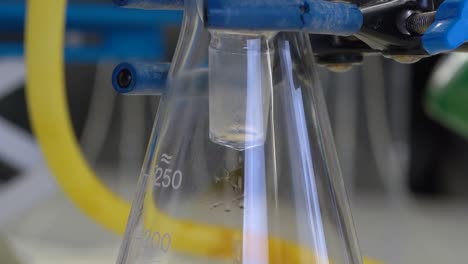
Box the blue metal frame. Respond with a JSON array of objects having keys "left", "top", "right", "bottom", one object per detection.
[{"left": 0, "top": 3, "right": 183, "bottom": 62}]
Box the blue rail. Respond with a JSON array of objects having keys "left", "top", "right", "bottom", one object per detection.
[{"left": 0, "top": 3, "right": 183, "bottom": 62}]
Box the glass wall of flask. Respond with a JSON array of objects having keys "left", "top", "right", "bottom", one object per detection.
[{"left": 116, "top": 5, "right": 362, "bottom": 262}]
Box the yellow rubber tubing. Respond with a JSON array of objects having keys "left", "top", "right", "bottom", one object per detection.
[
  {"left": 25, "top": 0, "right": 130, "bottom": 235},
  {"left": 25, "top": 2, "right": 382, "bottom": 263}
]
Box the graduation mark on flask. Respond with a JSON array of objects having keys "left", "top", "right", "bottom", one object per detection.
[
  {"left": 142, "top": 230, "right": 172, "bottom": 252},
  {"left": 154, "top": 153, "right": 183, "bottom": 190}
]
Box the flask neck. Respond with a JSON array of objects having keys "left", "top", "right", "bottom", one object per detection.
[
  {"left": 169, "top": 0, "right": 210, "bottom": 77},
  {"left": 209, "top": 30, "right": 276, "bottom": 54}
]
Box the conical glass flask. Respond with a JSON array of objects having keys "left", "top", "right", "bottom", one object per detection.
[{"left": 116, "top": 2, "right": 362, "bottom": 262}]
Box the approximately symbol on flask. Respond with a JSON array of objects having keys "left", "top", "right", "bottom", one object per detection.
[
  {"left": 143, "top": 230, "right": 172, "bottom": 252},
  {"left": 161, "top": 153, "right": 172, "bottom": 164},
  {"left": 154, "top": 153, "right": 183, "bottom": 190}
]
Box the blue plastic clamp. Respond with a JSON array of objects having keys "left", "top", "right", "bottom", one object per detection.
[
  {"left": 113, "top": 0, "right": 184, "bottom": 9},
  {"left": 423, "top": 0, "right": 468, "bottom": 54},
  {"left": 112, "top": 62, "right": 170, "bottom": 95},
  {"left": 206, "top": 0, "right": 363, "bottom": 36}
]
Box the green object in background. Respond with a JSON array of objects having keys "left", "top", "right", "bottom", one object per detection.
[{"left": 426, "top": 53, "right": 468, "bottom": 139}]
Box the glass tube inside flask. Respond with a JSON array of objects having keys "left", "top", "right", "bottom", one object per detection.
[{"left": 208, "top": 31, "right": 274, "bottom": 150}]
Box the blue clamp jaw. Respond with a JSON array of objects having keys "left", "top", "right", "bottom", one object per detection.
[
  {"left": 422, "top": 0, "right": 468, "bottom": 54},
  {"left": 115, "top": 0, "right": 363, "bottom": 36},
  {"left": 206, "top": 0, "right": 363, "bottom": 36}
]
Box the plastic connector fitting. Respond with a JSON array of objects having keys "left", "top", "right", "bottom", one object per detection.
[
  {"left": 112, "top": 62, "right": 169, "bottom": 95},
  {"left": 422, "top": 0, "right": 468, "bottom": 54},
  {"left": 113, "top": 0, "right": 184, "bottom": 10}
]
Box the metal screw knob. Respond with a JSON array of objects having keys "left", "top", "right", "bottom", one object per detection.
[{"left": 406, "top": 11, "right": 436, "bottom": 35}]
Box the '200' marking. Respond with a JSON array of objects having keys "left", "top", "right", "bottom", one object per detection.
[{"left": 143, "top": 230, "right": 171, "bottom": 252}]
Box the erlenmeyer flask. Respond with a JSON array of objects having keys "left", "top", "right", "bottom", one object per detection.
[{"left": 116, "top": 2, "right": 361, "bottom": 262}]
